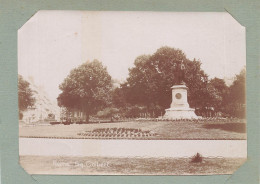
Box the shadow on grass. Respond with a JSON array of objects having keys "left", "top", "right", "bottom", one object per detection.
[{"left": 203, "top": 123, "right": 246, "bottom": 133}]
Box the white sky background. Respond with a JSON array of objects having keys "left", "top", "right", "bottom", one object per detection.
[{"left": 18, "top": 11, "right": 246, "bottom": 102}]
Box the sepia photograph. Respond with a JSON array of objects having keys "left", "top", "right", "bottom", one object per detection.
[{"left": 18, "top": 11, "right": 246, "bottom": 175}]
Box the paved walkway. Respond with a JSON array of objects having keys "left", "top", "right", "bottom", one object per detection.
[{"left": 19, "top": 138, "right": 247, "bottom": 158}]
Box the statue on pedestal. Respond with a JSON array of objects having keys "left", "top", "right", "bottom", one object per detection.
[
  {"left": 163, "top": 59, "right": 198, "bottom": 120},
  {"left": 174, "top": 60, "right": 186, "bottom": 85}
]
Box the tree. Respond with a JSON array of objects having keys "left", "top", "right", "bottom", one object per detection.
[
  {"left": 208, "top": 77, "right": 229, "bottom": 112},
  {"left": 123, "top": 46, "right": 209, "bottom": 116},
  {"left": 226, "top": 68, "right": 246, "bottom": 118},
  {"left": 18, "top": 75, "right": 35, "bottom": 119},
  {"left": 229, "top": 68, "right": 246, "bottom": 105},
  {"left": 57, "top": 60, "right": 113, "bottom": 122},
  {"left": 111, "top": 87, "right": 126, "bottom": 107}
]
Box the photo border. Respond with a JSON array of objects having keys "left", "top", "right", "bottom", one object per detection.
[{"left": 0, "top": 0, "right": 259, "bottom": 183}]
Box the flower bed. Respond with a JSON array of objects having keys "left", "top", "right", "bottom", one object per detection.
[{"left": 78, "top": 127, "right": 158, "bottom": 139}]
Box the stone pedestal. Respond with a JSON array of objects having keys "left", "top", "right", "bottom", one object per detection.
[{"left": 163, "top": 85, "right": 198, "bottom": 119}]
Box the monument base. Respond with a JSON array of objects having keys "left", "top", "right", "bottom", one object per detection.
[
  {"left": 162, "top": 84, "right": 199, "bottom": 120},
  {"left": 163, "top": 107, "right": 198, "bottom": 120}
]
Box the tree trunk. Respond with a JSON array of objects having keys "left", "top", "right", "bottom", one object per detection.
[{"left": 85, "top": 112, "right": 89, "bottom": 123}]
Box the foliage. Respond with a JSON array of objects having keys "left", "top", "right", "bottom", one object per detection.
[
  {"left": 96, "top": 107, "right": 120, "bottom": 119},
  {"left": 112, "top": 47, "right": 245, "bottom": 118},
  {"left": 57, "top": 48, "right": 245, "bottom": 120},
  {"left": 124, "top": 106, "right": 145, "bottom": 118},
  {"left": 229, "top": 68, "right": 246, "bottom": 105},
  {"left": 60, "top": 107, "right": 70, "bottom": 122},
  {"left": 119, "top": 46, "right": 209, "bottom": 114},
  {"left": 199, "top": 77, "right": 229, "bottom": 114},
  {"left": 18, "top": 75, "right": 35, "bottom": 116},
  {"left": 78, "top": 127, "right": 157, "bottom": 138},
  {"left": 209, "top": 77, "right": 229, "bottom": 110},
  {"left": 191, "top": 153, "right": 203, "bottom": 163},
  {"left": 57, "top": 60, "right": 113, "bottom": 122},
  {"left": 225, "top": 68, "right": 246, "bottom": 118},
  {"left": 112, "top": 86, "right": 128, "bottom": 108}
]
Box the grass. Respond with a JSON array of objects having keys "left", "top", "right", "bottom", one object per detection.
[
  {"left": 19, "top": 155, "right": 246, "bottom": 175},
  {"left": 19, "top": 120, "right": 246, "bottom": 140}
]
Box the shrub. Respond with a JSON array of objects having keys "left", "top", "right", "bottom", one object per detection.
[
  {"left": 50, "top": 122, "right": 61, "bottom": 125},
  {"left": 191, "top": 153, "right": 203, "bottom": 163},
  {"left": 62, "top": 122, "right": 71, "bottom": 125}
]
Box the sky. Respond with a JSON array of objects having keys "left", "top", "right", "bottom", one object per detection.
[{"left": 18, "top": 11, "right": 246, "bottom": 101}]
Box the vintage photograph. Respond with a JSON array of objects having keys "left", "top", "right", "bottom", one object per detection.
[{"left": 18, "top": 11, "right": 246, "bottom": 175}]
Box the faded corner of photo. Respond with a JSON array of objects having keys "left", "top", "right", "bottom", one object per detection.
[{"left": 18, "top": 11, "right": 247, "bottom": 176}]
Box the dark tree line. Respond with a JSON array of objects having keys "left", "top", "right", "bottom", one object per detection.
[
  {"left": 18, "top": 46, "right": 245, "bottom": 122},
  {"left": 110, "top": 47, "right": 245, "bottom": 118},
  {"left": 115, "top": 47, "right": 209, "bottom": 113}
]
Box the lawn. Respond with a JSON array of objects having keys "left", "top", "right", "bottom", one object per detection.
[
  {"left": 19, "top": 155, "right": 246, "bottom": 175},
  {"left": 19, "top": 120, "right": 246, "bottom": 140}
]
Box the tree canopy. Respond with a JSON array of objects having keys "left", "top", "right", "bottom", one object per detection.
[
  {"left": 229, "top": 68, "right": 246, "bottom": 105},
  {"left": 225, "top": 68, "right": 246, "bottom": 118},
  {"left": 119, "top": 46, "right": 209, "bottom": 115},
  {"left": 57, "top": 47, "right": 246, "bottom": 119},
  {"left": 18, "top": 75, "right": 35, "bottom": 119},
  {"left": 208, "top": 77, "right": 229, "bottom": 112},
  {"left": 18, "top": 75, "right": 35, "bottom": 111},
  {"left": 57, "top": 60, "right": 113, "bottom": 122},
  {"left": 110, "top": 46, "right": 246, "bottom": 118}
]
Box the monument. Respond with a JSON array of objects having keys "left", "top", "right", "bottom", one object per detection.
[{"left": 163, "top": 61, "right": 198, "bottom": 119}]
